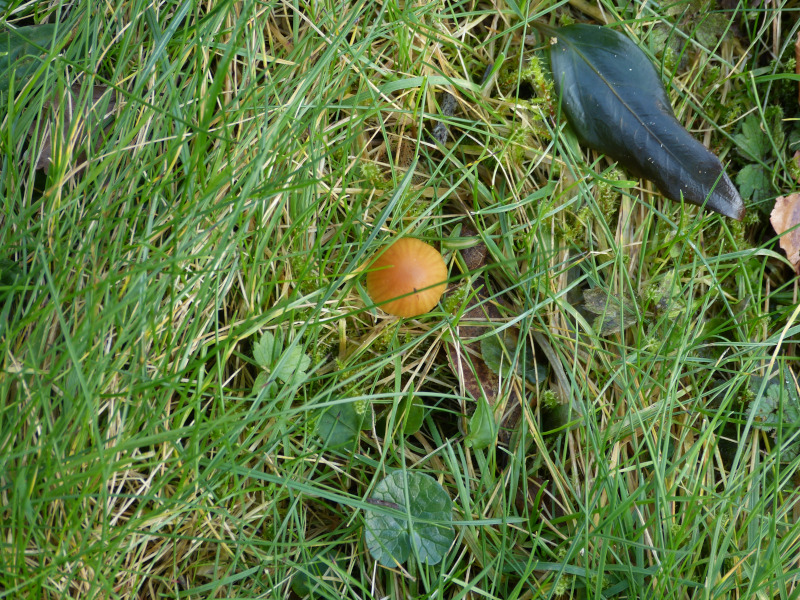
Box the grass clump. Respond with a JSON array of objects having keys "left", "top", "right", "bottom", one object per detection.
[{"left": 2, "top": 0, "right": 800, "bottom": 599}]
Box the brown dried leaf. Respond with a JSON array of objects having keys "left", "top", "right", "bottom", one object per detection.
[{"left": 770, "top": 193, "right": 800, "bottom": 274}]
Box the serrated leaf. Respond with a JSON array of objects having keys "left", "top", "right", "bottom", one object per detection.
[
  {"left": 583, "top": 287, "right": 639, "bottom": 335},
  {"left": 364, "top": 471, "right": 454, "bottom": 567},
  {"left": 734, "top": 114, "right": 770, "bottom": 161},
  {"left": 465, "top": 396, "right": 496, "bottom": 450},
  {"left": 253, "top": 332, "right": 276, "bottom": 369},
  {"left": 748, "top": 371, "right": 800, "bottom": 461},
  {"left": 274, "top": 345, "right": 311, "bottom": 383},
  {"left": 748, "top": 373, "right": 800, "bottom": 434},
  {"left": 538, "top": 22, "right": 744, "bottom": 220},
  {"left": 735, "top": 163, "right": 772, "bottom": 204}
]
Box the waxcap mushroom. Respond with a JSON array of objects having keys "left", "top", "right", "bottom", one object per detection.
[{"left": 366, "top": 238, "right": 447, "bottom": 318}]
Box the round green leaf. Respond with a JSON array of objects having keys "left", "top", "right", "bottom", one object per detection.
[
  {"left": 317, "top": 402, "right": 363, "bottom": 449},
  {"left": 364, "top": 471, "right": 454, "bottom": 567}
]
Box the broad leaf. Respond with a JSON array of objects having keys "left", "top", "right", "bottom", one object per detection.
[
  {"left": 364, "top": 471, "right": 454, "bottom": 567},
  {"left": 253, "top": 332, "right": 310, "bottom": 383},
  {"left": 0, "top": 25, "right": 58, "bottom": 90},
  {"left": 736, "top": 163, "right": 771, "bottom": 205},
  {"left": 734, "top": 113, "right": 771, "bottom": 161},
  {"left": 317, "top": 402, "right": 363, "bottom": 449},
  {"left": 538, "top": 23, "right": 744, "bottom": 220},
  {"left": 273, "top": 345, "right": 311, "bottom": 383}
]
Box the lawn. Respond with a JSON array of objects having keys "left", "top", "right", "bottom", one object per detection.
[{"left": 2, "top": 0, "right": 800, "bottom": 598}]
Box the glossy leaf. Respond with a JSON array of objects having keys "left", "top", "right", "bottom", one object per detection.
[
  {"left": 539, "top": 23, "right": 744, "bottom": 220},
  {"left": 364, "top": 470, "right": 454, "bottom": 567}
]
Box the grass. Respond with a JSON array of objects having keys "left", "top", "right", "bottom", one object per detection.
[{"left": 2, "top": 0, "right": 800, "bottom": 598}]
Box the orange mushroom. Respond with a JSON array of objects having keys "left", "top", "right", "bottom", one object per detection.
[{"left": 366, "top": 238, "right": 447, "bottom": 318}]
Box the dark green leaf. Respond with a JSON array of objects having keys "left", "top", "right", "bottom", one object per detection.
[
  {"left": 734, "top": 114, "right": 771, "bottom": 161},
  {"left": 317, "top": 402, "right": 363, "bottom": 449},
  {"left": 735, "top": 164, "right": 772, "bottom": 204},
  {"left": 583, "top": 287, "right": 639, "bottom": 335},
  {"left": 399, "top": 394, "right": 424, "bottom": 436},
  {"left": 748, "top": 373, "right": 800, "bottom": 434},
  {"left": 364, "top": 471, "right": 454, "bottom": 567},
  {"left": 539, "top": 23, "right": 744, "bottom": 220},
  {"left": 291, "top": 551, "right": 347, "bottom": 598},
  {"left": 480, "top": 334, "right": 516, "bottom": 379},
  {"left": 0, "top": 25, "right": 58, "bottom": 90},
  {"left": 541, "top": 402, "right": 580, "bottom": 435}
]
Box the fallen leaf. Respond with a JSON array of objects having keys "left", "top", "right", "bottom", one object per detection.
[
  {"left": 771, "top": 193, "right": 800, "bottom": 274},
  {"left": 536, "top": 22, "right": 744, "bottom": 220}
]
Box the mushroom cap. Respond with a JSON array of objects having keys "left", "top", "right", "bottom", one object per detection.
[{"left": 366, "top": 238, "right": 447, "bottom": 318}]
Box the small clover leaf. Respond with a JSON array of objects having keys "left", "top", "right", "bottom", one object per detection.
[{"left": 364, "top": 471, "right": 454, "bottom": 567}]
